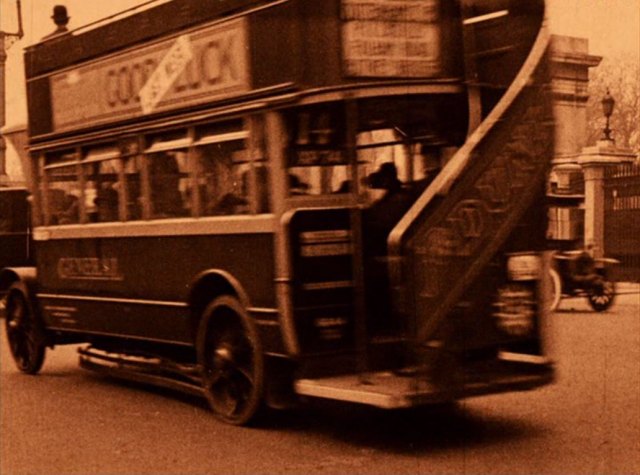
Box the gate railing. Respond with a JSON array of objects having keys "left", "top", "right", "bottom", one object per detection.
[{"left": 604, "top": 161, "right": 640, "bottom": 281}]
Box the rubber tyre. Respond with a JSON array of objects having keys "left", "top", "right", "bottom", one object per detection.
[
  {"left": 196, "top": 295, "right": 264, "bottom": 425},
  {"left": 548, "top": 268, "right": 562, "bottom": 312},
  {"left": 587, "top": 280, "right": 616, "bottom": 312},
  {"left": 4, "top": 285, "right": 46, "bottom": 374}
]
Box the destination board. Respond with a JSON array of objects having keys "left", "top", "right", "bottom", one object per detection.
[{"left": 341, "top": 0, "right": 441, "bottom": 78}]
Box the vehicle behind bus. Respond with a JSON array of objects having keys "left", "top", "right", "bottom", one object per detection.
[{"left": 0, "top": 188, "right": 32, "bottom": 316}]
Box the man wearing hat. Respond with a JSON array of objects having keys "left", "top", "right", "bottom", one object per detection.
[{"left": 42, "top": 5, "right": 70, "bottom": 40}]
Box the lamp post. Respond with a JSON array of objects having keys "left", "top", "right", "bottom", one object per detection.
[
  {"left": 600, "top": 89, "right": 616, "bottom": 142},
  {"left": 0, "top": 0, "right": 24, "bottom": 184}
]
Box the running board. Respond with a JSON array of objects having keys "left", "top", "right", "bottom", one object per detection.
[
  {"left": 78, "top": 346, "right": 205, "bottom": 398},
  {"left": 295, "top": 358, "right": 553, "bottom": 409}
]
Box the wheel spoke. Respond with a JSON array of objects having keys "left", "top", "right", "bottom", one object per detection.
[
  {"left": 209, "top": 370, "right": 242, "bottom": 416},
  {"left": 4, "top": 291, "right": 46, "bottom": 374}
]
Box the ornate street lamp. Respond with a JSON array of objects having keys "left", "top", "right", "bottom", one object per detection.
[{"left": 600, "top": 89, "right": 616, "bottom": 141}]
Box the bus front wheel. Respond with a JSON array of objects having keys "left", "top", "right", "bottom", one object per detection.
[
  {"left": 197, "top": 295, "right": 264, "bottom": 425},
  {"left": 4, "top": 285, "right": 46, "bottom": 374}
]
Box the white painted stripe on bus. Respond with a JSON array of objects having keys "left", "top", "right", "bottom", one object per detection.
[
  {"left": 45, "top": 326, "right": 193, "bottom": 347},
  {"left": 302, "top": 281, "right": 354, "bottom": 291},
  {"left": 33, "top": 214, "right": 276, "bottom": 240},
  {"left": 255, "top": 320, "right": 280, "bottom": 327},
  {"left": 38, "top": 293, "right": 188, "bottom": 308},
  {"left": 250, "top": 307, "right": 279, "bottom": 314},
  {"left": 39, "top": 294, "right": 278, "bottom": 316},
  {"left": 463, "top": 10, "right": 509, "bottom": 25}
]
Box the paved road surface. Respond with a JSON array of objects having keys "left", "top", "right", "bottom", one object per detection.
[{"left": 1, "top": 292, "right": 639, "bottom": 474}]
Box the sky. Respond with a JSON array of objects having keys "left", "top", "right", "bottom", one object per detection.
[{"left": 1, "top": 0, "right": 639, "bottom": 132}]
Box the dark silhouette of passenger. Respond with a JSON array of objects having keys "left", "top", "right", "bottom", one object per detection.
[
  {"left": 289, "top": 174, "right": 309, "bottom": 195},
  {"left": 363, "top": 163, "right": 416, "bottom": 335},
  {"left": 150, "top": 153, "right": 184, "bottom": 217},
  {"left": 94, "top": 182, "right": 119, "bottom": 222},
  {"left": 210, "top": 193, "right": 248, "bottom": 215},
  {"left": 42, "top": 6, "right": 70, "bottom": 40},
  {"left": 364, "top": 162, "right": 414, "bottom": 255}
]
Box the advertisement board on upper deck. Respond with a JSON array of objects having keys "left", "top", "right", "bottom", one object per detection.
[{"left": 49, "top": 18, "right": 250, "bottom": 133}]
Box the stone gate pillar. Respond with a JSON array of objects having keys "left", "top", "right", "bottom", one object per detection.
[
  {"left": 550, "top": 35, "right": 602, "bottom": 164},
  {"left": 578, "top": 141, "right": 636, "bottom": 258},
  {"left": 547, "top": 36, "right": 602, "bottom": 247}
]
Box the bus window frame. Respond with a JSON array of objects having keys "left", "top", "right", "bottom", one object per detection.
[
  {"left": 42, "top": 148, "right": 83, "bottom": 226},
  {"left": 83, "top": 144, "right": 122, "bottom": 223},
  {"left": 34, "top": 115, "right": 271, "bottom": 230}
]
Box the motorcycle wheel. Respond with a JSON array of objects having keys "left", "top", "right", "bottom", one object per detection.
[
  {"left": 587, "top": 280, "right": 616, "bottom": 312},
  {"left": 548, "top": 268, "right": 562, "bottom": 312}
]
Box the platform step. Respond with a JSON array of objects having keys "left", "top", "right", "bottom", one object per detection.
[
  {"left": 295, "top": 356, "right": 554, "bottom": 409},
  {"left": 294, "top": 370, "right": 445, "bottom": 409}
]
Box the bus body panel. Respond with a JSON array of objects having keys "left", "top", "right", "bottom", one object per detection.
[{"left": 35, "top": 232, "right": 276, "bottom": 345}]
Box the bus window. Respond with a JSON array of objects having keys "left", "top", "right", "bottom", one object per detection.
[
  {"left": 287, "top": 105, "right": 349, "bottom": 196},
  {"left": 357, "top": 127, "right": 447, "bottom": 205},
  {"left": 83, "top": 145, "right": 121, "bottom": 223},
  {"left": 194, "top": 122, "right": 250, "bottom": 216},
  {"left": 196, "top": 141, "right": 249, "bottom": 215},
  {"left": 43, "top": 150, "right": 81, "bottom": 225},
  {"left": 145, "top": 131, "right": 192, "bottom": 219},
  {"left": 356, "top": 127, "right": 415, "bottom": 209},
  {"left": 123, "top": 155, "right": 144, "bottom": 220},
  {"left": 148, "top": 152, "right": 190, "bottom": 218}
]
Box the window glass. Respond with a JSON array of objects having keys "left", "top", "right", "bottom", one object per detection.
[
  {"left": 195, "top": 140, "right": 249, "bottom": 216},
  {"left": 148, "top": 151, "right": 191, "bottom": 218},
  {"left": 144, "top": 129, "right": 192, "bottom": 219},
  {"left": 85, "top": 158, "right": 121, "bottom": 223},
  {"left": 124, "top": 155, "right": 144, "bottom": 220},
  {"left": 45, "top": 164, "right": 81, "bottom": 225},
  {"left": 287, "top": 104, "right": 349, "bottom": 196},
  {"left": 82, "top": 145, "right": 121, "bottom": 223},
  {"left": 357, "top": 128, "right": 444, "bottom": 205}
]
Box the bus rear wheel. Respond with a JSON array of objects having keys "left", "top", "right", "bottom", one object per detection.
[
  {"left": 4, "top": 285, "right": 46, "bottom": 374},
  {"left": 197, "top": 296, "right": 264, "bottom": 425}
]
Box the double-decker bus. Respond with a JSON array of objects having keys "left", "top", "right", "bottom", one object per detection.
[{"left": 2, "top": 0, "right": 555, "bottom": 424}]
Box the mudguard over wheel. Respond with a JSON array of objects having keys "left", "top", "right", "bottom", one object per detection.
[
  {"left": 587, "top": 280, "right": 616, "bottom": 312},
  {"left": 196, "top": 295, "right": 264, "bottom": 425},
  {"left": 548, "top": 267, "right": 562, "bottom": 312},
  {"left": 4, "top": 284, "right": 46, "bottom": 374}
]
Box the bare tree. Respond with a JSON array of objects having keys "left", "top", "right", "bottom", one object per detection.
[{"left": 586, "top": 52, "right": 640, "bottom": 153}]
